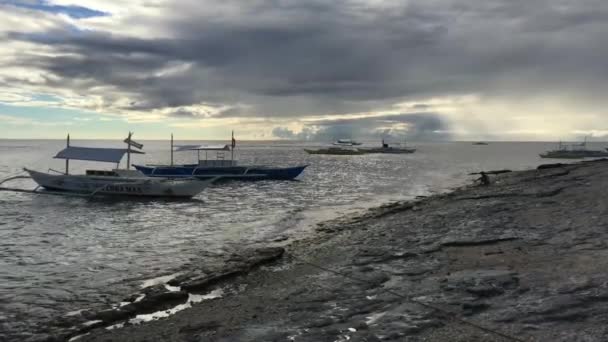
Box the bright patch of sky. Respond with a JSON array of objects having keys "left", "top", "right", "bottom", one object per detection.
[
  {"left": 30, "top": 94, "right": 62, "bottom": 102},
  {"left": 0, "top": 103, "right": 238, "bottom": 139}
]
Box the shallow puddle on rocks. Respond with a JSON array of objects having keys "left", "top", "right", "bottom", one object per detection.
[
  {"left": 129, "top": 289, "right": 224, "bottom": 324},
  {"left": 67, "top": 332, "right": 89, "bottom": 341},
  {"left": 140, "top": 272, "right": 184, "bottom": 288}
]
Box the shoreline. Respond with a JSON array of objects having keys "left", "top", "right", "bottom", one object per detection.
[
  {"left": 27, "top": 159, "right": 608, "bottom": 341},
  {"left": 41, "top": 197, "right": 450, "bottom": 341}
]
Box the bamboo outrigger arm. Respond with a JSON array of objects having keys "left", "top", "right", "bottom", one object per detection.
[
  {"left": 0, "top": 175, "right": 31, "bottom": 186},
  {"left": 0, "top": 173, "right": 59, "bottom": 196}
]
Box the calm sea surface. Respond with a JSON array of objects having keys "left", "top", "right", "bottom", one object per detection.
[{"left": 0, "top": 139, "right": 596, "bottom": 339}]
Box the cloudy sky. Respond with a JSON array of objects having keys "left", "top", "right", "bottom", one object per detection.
[{"left": 1, "top": 0, "right": 607, "bottom": 140}]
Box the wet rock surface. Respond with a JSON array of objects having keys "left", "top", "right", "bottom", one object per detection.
[
  {"left": 49, "top": 160, "right": 608, "bottom": 341},
  {"left": 20, "top": 247, "right": 285, "bottom": 341}
]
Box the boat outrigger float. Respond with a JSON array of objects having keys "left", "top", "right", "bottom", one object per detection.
[{"left": 0, "top": 133, "right": 215, "bottom": 198}]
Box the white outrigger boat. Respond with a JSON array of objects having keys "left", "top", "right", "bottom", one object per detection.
[
  {"left": 0, "top": 133, "right": 214, "bottom": 198},
  {"left": 540, "top": 138, "right": 608, "bottom": 159}
]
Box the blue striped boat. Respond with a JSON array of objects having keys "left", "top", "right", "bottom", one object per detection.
[
  {"left": 133, "top": 140, "right": 307, "bottom": 181},
  {"left": 133, "top": 164, "right": 307, "bottom": 181}
]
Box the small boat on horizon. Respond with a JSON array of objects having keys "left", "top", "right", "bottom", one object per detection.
[
  {"left": 472, "top": 142, "right": 489, "bottom": 145},
  {"left": 133, "top": 133, "right": 307, "bottom": 181},
  {"left": 332, "top": 139, "right": 362, "bottom": 146},
  {"left": 10, "top": 133, "right": 214, "bottom": 198}
]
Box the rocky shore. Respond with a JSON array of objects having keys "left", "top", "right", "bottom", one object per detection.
[{"left": 46, "top": 160, "right": 608, "bottom": 341}]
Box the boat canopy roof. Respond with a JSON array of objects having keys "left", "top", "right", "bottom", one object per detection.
[
  {"left": 54, "top": 146, "right": 144, "bottom": 163},
  {"left": 174, "top": 144, "right": 231, "bottom": 152}
]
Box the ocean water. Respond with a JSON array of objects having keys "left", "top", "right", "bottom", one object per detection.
[{"left": 0, "top": 139, "right": 598, "bottom": 339}]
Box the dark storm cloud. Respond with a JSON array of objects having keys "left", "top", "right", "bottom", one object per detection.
[
  {"left": 411, "top": 104, "right": 431, "bottom": 110},
  {"left": 167, "top": 108, "right": 206, "bottom": 118},
  {"left": 4, "top": 0, "right": 448, "bottom": 113},
  {"left": 5, "top": 0, "right": 608, "bottom": 119}
]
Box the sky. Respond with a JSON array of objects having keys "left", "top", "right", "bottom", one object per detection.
[{"left": 1, "top": 0, "right": 608, "bottom": 141}]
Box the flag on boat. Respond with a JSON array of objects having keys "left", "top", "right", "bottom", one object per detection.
[
  {"left": 231, "top": 131, "right": 236, "bottom": 149},
  {"left": 124, "top": 133, "right": 144, "bottom": 149}
]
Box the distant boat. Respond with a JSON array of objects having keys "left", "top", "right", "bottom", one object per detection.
[
  {"left": 17, "top": 133, "right": 214, "bottom": 198},
  {"left": 332, "top": 139, "right": 362, "bottom": 146},
  {"left": 540, "top": 139, "right": 608, "bottom": 159},
  {"left": 133, "top": 134, "right": 307, "bottom": 181},
  {"left": 304, "top": 146, "right": 366, "bottom": 155},
  {"left": 360, "top": 139, "right": 416, "bottom": 154},
  {"left": 473, "top": 142, "right": 489, "bottom": 145}
]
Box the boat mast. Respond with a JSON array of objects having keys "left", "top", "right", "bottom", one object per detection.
[
  {"left": 583, "top": 136, "right": 587, "bottom": 148},
  {"left": 171, "top": 133, "right": 174, "bottom": 166},
  {"left": 231, "top": 130, "right": 235, "bottom": 165},
  {"left": 65, "top": 134, "right": 70, "bottom": 175},
  {"left": 126, "top": 132, "right": 132, "bottom": 170}
]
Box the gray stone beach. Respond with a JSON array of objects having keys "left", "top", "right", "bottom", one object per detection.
[{"left": 56, "top": 159, "right": 608, "bottom": 341}]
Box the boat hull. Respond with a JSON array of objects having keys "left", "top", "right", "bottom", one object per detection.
[
  {"left": 25, "top": 169, "right": 211, "bottom": 198},
  {"left": 539, "top": 152, "right": 608, "bottom": 159},
  {"left": 539, "top": 154, "right": 584, "bottom": 159},
  {"left": 132, "top": 165, "right": 307, "bottom": 181},
  {"left": 304, "top": 149, "right": 365, "bottom": 155},
  {"left": 359, "top": 148, "right": 416, "bottom": 154}
]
